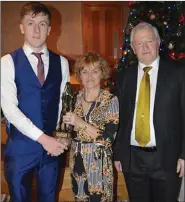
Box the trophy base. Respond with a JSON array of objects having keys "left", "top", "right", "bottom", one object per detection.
[{"left": 55, "top": 131, "right": 72, "bottom": 138}]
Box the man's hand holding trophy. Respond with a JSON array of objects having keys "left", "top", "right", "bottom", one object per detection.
[{"left": 49, "top": 82, "right": 76, "bottom": 156}]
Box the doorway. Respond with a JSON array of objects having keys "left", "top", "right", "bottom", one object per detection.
[{"left": 83, "top": 2, "right": 124, "bottom": 66}]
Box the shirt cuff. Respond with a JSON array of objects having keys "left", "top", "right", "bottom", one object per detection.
[{"left": 29, "top": 127, "right": 44, "bottom": 141}]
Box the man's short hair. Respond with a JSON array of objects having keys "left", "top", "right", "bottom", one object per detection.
[
  {"left": 20, "top": 1, "right": 51, "bottom": 24},
  {"left": 130, "top": 22, "right": 161, "bottom": 45}
]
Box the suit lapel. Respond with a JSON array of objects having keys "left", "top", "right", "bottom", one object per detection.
[
  {"left": 128, "top": 64, "right": 138, "bottom": 109},
  {"left": 153, "top": 59, "right": 168, "bottom": 142},
  {"left": 125, "top": 64, "right": 138, "bottom": 128}
]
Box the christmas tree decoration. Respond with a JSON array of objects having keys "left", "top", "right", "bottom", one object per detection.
[
  {"left": 150, "top": 13, "right": 156, "bottom": 20},
  {"left": 168, "top": 42, "right": 175, "bottom": 50},
  {"left": 116, "top": 1, "right": 185, "bottom": 71},
  {"left": 163, "top": 21, "right": 168, "bottom": 25},
  {"left": 179, "top": 13, "right": 185, "bottom": 24},
  {"left": 123, "top": 50, "right": 128, "bottom": 55},
  {"left": 169, "top": 51, "right": 176, "bottom": 60},
  {"left": 176, "top": 30, "right": 182, "bottom": 37},
  {"left": 126, "top": 1, "right": 135, "bottom": 7},
  {"left": 178, "top": 53, "right": 185, "bottom": 59}
]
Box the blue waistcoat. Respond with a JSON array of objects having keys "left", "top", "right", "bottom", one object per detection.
[{"left": 5, "top": 48, "right": 62, "bottom": 156}]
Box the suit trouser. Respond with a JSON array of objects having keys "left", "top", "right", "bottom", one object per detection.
[
  {"left": 123, "top": 146, "right": 182, "bottom": 202},
  {"left": 4, "top": 151, "right": 59, "bottom": 202}
]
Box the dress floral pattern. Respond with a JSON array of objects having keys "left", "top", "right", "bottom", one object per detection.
[{"left": 69, "top": 89, "right": 119, "bottom": 202}]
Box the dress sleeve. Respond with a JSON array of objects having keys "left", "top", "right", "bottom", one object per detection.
[{"left": 96, "top": 95, "right": 119, "bottom": 145}]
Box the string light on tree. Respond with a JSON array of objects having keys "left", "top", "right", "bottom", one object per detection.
[
  {"left": 123, "top": 50, "right": 128, "bottom": 55},
  {"left": 150, "top": 14, "right": 156, "bottom": 20},
  {"left": 163, "top": 21, "right": 167, "bottom": 25}
]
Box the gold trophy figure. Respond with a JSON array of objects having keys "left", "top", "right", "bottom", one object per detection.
[{"left": 55, "top": 82, "right": 76, "bottom": 139}]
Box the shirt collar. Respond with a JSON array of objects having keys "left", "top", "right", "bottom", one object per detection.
[
  {"left": 22, "top": 43, "right": 49, "bottom": 58},
  {"left": 138, "top": 56, "right": 160, "bottom": 74}
]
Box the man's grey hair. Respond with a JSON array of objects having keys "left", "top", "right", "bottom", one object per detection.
[{"left": 130, "top": 22, "right": 161, "bottom": 45}]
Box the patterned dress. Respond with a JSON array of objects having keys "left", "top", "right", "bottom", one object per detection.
[{"left": 69, "top": 89, "right": 119, "bottom": 202}]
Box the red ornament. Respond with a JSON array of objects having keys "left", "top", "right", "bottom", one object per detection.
[
  {"left": 169, "top": 51, "right": 176, "bottom": 60},
  {"left": 179, "top": 14, "right": 185, "bottom": 24},
  {"left": 178, "top": 53, "right": 185, "bottom": 59},
  {"left": 126, "top": 1, "right": 135, "bottom": 7}
]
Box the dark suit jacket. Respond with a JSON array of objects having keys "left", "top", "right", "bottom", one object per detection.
[{"left": 113, "top": 59, "right": 185, "bottom": 172}]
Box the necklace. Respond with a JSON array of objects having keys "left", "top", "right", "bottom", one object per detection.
[{"left": 83, "top": 90, "right": 101, "bottom": 104}]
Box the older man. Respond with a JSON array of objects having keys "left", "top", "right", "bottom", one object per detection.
[{"left": 114, "top": 22, "right": 185, "bottom": 202}]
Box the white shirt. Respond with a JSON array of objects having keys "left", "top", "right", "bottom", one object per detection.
[
  {"left": 1, "top": 44, "right": 70, "bottom": 141},
  {"left": 130, "top": 57, "right": 159, "bottom": 147}
]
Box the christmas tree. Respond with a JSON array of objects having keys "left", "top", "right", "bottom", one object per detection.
[{"left": 117, "top": 1, "right": 185, "bottom": 71}]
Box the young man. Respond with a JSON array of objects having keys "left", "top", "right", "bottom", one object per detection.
[
  {"left": 114, "top": 22, "right": 185, "bottom": 202},
  {"left": 1, "top": 2, "right": 70, "bottom": 202}
]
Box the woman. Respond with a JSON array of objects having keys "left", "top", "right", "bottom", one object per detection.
[{"left": 63, "top": 52, "right": 119, "bottom": 202}]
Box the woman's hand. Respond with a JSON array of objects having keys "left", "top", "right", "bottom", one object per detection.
[
  {"left": 63, "top": 112, "right": 99, "bottom": 140},
  {"left": 63, "top": 112, "right": 84, "bottom": 127}
]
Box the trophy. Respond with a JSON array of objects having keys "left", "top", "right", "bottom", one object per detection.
[{"left": 55, "top": 82, "right": 76, "bottom": 139}]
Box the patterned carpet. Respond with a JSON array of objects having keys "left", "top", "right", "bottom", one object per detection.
[
  {"left": 1, "top": 194, "right": 10, "bottom": 202},
  {"left": 1, "top": 194, "right": 128, "bottom": 202},
  {"left": 2, "top": 193, "right": 184, "bottom": 202}
]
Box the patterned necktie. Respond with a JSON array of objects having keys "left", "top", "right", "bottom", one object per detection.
[
  {"left": 32, "top": 52, "right": 45, "bottom": 85},
  {"left": 135, "top": 66, "right": 152, "bottom": 147}
]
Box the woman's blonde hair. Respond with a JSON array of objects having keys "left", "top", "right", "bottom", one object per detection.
[{"left": 74, "top": 52, "right": 111, "bottom": 82}]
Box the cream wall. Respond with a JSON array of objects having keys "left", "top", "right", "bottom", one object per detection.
[{"left": 1, "top": 1, "right": 83, "bottom": 60}]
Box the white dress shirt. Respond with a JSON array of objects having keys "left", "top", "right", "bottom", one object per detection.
[
  {"left": 1, "top": 43, "right": 70, "bottom": 141},
  {"left": 130, "top": 57, "right": 160, "bottom": 147}
]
